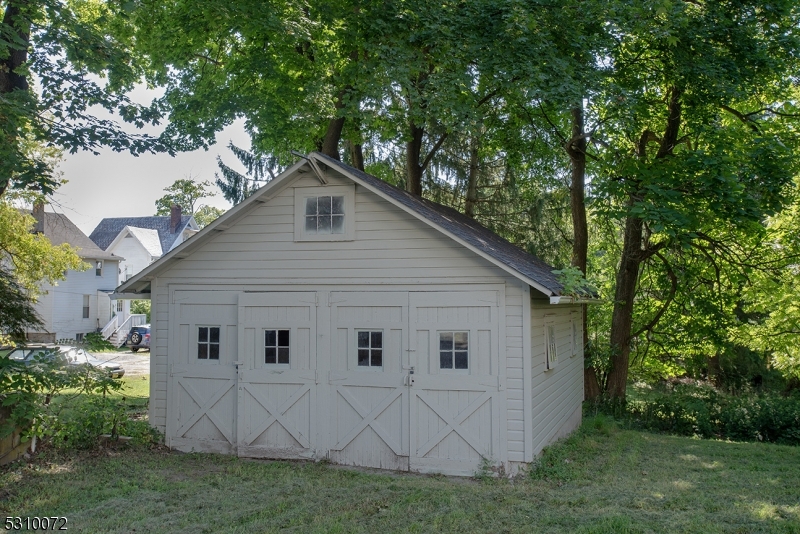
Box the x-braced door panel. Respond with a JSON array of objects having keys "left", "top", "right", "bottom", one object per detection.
[
  {"left": 168, "top": 291, "right": 239, "bottom": 454},
  {"left": 408, "top": 291, "right": 501, "bottom": 475},
  {"left": 237, "top": 292, "right": 318, "bottom": 459},
  {"left": 328, "top": 292, "right": 409, "bottom": 471}
]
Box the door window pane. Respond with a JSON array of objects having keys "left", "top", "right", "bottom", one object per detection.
[
  {"left": 439, "top": 331, "right": 469, "bottom": 370},
  {"left": 356, "top": 330, "right": 383, "bottom": 367},
  {"left": 198, "top": 326, "right": 221, "bottom": 361},
  {"left": 265, "top": 329, "right": 290, "bottom": 365}
]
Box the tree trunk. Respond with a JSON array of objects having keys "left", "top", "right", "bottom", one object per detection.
[
  {"left": 345, "top": 118, "right": 365, "bottom": 171},
  {"left": 464, "top": 140, "right": 479, "bottom": 218},
  {"left": 707, "top": 353, "right": 722, "bottom": 388},
  {"left": 349, "top": 141, "right": 364, "bottom": 171},
  {"left": 605, "top": 87, "right": 682, "bottom": 399},
  {"left": 566, "top": 105, "right": 600, "bottom": 400},
  {"left": 606, "top": 210, "right": 644, "bottom": 398},
  {"left": 0, "top": 0, "right": 31, "bottom": 198},
  {"left": 320, "top": 90, "right": 348, "bottom": 160},
  {"left": 0, "top": 1, "right": 29, "bottom": 95},
  {"left": 321, "top": 116, "right": 345, "bottom": 160},
  {"left": 406, "top": 122, "right": 424, "bottom": 195}
]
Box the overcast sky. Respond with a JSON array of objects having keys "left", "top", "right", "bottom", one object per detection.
[{"left": 49, "top": 84, "right": 252, "bottom": 236}]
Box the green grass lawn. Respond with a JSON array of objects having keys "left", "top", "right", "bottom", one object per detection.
[{"left": 2, "top": 412, "right": 799, "bottom": 533}]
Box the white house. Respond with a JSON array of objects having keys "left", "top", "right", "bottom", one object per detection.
[
  {"left": 88, "top": 207, "right": 199, "bottom": 337},
  {"left": 26, "top": 205, "right": 122, "bottom": 343},
  {"left": 89, "top": 206, "right": 199, "bottom": 284},
  {"left": 116, "top": 153, "right": 587, "bottom": 475}
]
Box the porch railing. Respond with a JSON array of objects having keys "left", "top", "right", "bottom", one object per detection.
[{"left": 103, "top": 314, "right": 148, "bottom": 343}]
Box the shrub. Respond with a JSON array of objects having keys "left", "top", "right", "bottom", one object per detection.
[
  {"left": 0, "top": 354, "right": 159, "bottom": 452},
  {"left": 593, "top": 385, "right": 800, "bottom": 445},
  {"left": 51, "top": 396, "right": 161, "bottom": 449}
]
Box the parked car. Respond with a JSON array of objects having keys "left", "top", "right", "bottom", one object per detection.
[
  {"left": 5, "top": 344, "right": 125, "bottom": 378},
  {"left": 126, "top": 325, "right": 151, "bottom": 353}
]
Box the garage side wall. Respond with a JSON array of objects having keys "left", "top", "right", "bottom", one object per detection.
[{"left": 530, "top": 301, "right": 584, "bottom": 456}]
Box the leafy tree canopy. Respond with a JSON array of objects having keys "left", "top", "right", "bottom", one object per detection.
[
  {"left": 0, "top": 266, "right": 42, "bottom": 340},
  {"left": 0, "top": 195, "right": 86, "bottom": 296},
  {"left": 154, "top": 178, "right": 214, "bottom": 216},
  {"left": 155, "top": 178, "right": 224, "bottom": 229},
  {"left": 1, "top": 0, "right": 172, "bottom": 196}
]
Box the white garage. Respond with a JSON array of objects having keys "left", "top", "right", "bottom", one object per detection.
[{"left": 117, "top": 153, "right": 587, "bottom": 475}]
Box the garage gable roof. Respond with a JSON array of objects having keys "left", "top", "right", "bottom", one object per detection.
[{"left": 117, "top": 154, "right": 565, "bottom": 297}]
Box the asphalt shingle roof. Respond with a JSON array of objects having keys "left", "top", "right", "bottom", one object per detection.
[
  {"left": 89, "top": 216, "right": 193, "bottom": 254},
  {"left": 313, "top": 152, "right": 564, "bottom": 295},
  {"left": 23, "top": 211, "right": 119, "bottom": 261}
]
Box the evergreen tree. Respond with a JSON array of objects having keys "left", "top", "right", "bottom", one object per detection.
[{"left": 215, "top": 143, "right": 282, "bottom": 206}]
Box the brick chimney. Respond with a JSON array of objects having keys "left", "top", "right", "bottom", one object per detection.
[
  {"left": 170, "top": 204, "right": 182, "bottom": 233},
  {"left": 32, "top": 201, "right": 45, "bottom": 234}
]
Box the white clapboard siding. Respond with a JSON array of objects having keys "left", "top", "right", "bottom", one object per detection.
[
  {"left": 109, "top": 235, "right": 157, "bottom": 282},
  {"left": 34, "top": 260, "right": 120, "bottom": 339},
  {"left": 162, "top": 173, "right": 504, "bottom": 284},
  {"left": 150, "top": 279, "right": 168, "bottom": 432},
  {"left": 503, "top": 284, "right": 526, "bottom": 463},
  {"left": 529, "top": 303, "right": 584, "bottom": 456}
]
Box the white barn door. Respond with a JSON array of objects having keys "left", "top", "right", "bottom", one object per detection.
[
  {"left": 168, "top": 291, "right": 239, "bottom": 454},
  {"left": 236, "top": 292, "right": 318, "bottom": 459},
  {"left": 408, "top": 291, "right": 502, "bottom": 475},
  {"left": 328, "top": 292, "right": 410, "bottom": 471}
]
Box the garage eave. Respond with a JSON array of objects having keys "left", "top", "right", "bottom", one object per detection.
[{"left": 548, "top": 295, "right": 601, "bottom": 305}]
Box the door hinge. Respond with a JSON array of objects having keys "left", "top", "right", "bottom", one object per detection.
[{"left": 315, "top": 293, "right": 319, "bottom": 307}]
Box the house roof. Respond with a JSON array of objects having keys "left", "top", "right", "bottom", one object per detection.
[
  {"left": 123, "top": 226, "right": 163, "bottom": 257},
  {"left": 117, "top": 154, "right": 567, "bottom": 298},
  {"left": 25, "top": 211, "right": 120, "bottom": 261},
  {"left": 90, "top": 216, "right": 194, "bottom": 254}
]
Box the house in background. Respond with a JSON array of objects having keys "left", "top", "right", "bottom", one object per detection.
[
  {"left": 89, "top": 205, "right": 200, "bottom": 283},
  {"left": 25, "top": 204, "right": 122, "bottom": 343},
  {"left": 88, "top": 205, "right": 199, "bottom": 337},
  {"left": 117, "top": 153, "right": 589, "bottom": 476}
]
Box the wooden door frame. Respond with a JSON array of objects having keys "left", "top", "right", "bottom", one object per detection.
[
  {"left": 236, "top": 291, "right": 319, "bottom": 459},
  {"left": 166, "top": 288, "right": 239, "bottom": 454},
  {"left": 408, "top": 288, "right": 507, "bottom": 475}
]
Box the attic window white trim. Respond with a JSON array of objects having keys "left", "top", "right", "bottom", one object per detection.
[{"left": 294, "top": 184, "right": 355, "bottom": 242}]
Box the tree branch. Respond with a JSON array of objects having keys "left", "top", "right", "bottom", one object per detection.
[
  {"left": 721, "top": 104, "right": 761, "bottom": 133},
  {"left": 420, "top": 133, "right": 449, "bottom": 174}
]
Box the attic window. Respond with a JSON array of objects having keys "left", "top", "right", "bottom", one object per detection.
[
  {"left": 294, "top": 185, "right": 355, "bottom": 241},
  {"left": 305, "top": 196, "right": 344, "bottom": 234},
  {"left": 95, "top": 261, "right": 103, "bottom": 277}
]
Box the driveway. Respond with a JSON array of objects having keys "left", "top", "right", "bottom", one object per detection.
[{"left": 92, "top": 350, "right": 150, "bottom": 377}]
